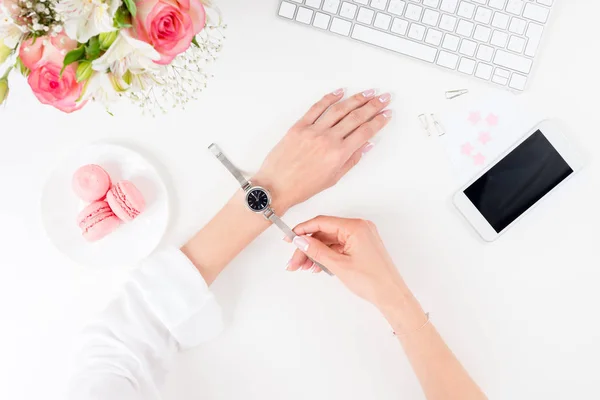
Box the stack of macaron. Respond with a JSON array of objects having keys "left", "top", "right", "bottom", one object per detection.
[{"left": 73, "top": 164, "right": 146, "bottom": 242}]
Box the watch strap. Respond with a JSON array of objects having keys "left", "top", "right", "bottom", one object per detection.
[
  {"left": 266, "top": 211, "right": 333, "bottom": 276},
  {"left": 209, "top": 144, "right": 251, "bottom": 190}
]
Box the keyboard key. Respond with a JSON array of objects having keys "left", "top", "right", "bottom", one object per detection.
[
  {"left": 357, "top": 7, "right": 375, "bottom": 23},
  {"left": 490, "top": 30, "right": 508, "bottom": 47},
  {"left": 488, "top": 0, "right": 506, "bottom": 10},
  {"left": 422, "top": 9, "right": 440, "bottom": 26},
  {"left": 408, "top": 23, "right": 426, "bottom": 40},
  {"left": 388, "top": 0, "right": 406, "bottom": 16},
  {"left": 423, "top": 0, "right": 440, "bottom": 7},
  {"left": 440, "top": 0, "right": 458, "bottom": 13},
  {"left": 405, "top": 4, "right": 424, "bottom": 21},
  {"left": 506, "top": 0, "right": 524, "bottom": 15},
  {"left": 492, "top": 67, "right": 510, "bottom": 85},
  {"left": 306, "top": 0, "right": 323, "bottom": 7},
  {"left": 425, "top": 28, "right": 443, "bottom": 45},
  {"left": 456, "top": 19, "right": 474, "bottom": 36},
  {"left": 437, "top": 51, "right": 459, "bottom": 69},
  {"left": 391, "top": 17, "right": 409, "bottom": 34},
  {"left": 323, "top": 0, "right": 341, "bottom": 13},
  {"left": 509, "top": 73, "right": 527, "bottom": 90},
  {"left": 289, "top": 0, "right": 303, "bottom": 3},
  {"left": 296, "top": 7, "right": 314, "bottom": 23},
  {"left": 330, "top": 17, "right": 352, "bottom": 35},
  {"left": 459, "top": 39, "right": 477, "bottom": 56},
  {"left": 439, "top": 14, "right": 457, "bottom": 31},
  {"left": 457, "top": 2, "right": 475, "bottom": 19},
  {"left": 509, "top": 17, "right": 526, "bottom": 35},
  {"left": 458, "top": 57, "right": 476, "bottom": 74},
  {"left": 476, "top": 44, "right": 494, "bottom": 61},
  {"left": 374, "top": 12, "right": 393, "bottom": 29},
  {"left": 537, "top": 0, "right": 552, "bottom": 5},
  {"left": 474, "top": 7, "right": 492, "bottom": 24},
  {"left": 492, "top": 12, "right": 510, "bottom": 29},
  {"left": 354, "top": 0, "right": 369, "bottom": 4},
  {"left": 371, "top": 0, "right": 389, "bottom": 11},
  {"left": 494, "top": 49, "right": 532, "bottom": 73},
  {"left": 507, "top": 35, "right": 525, "bottom": 53},
  {"left": 471, "top": 0, "right": 486, "bottom": 4},
  {"left": 313, "top": 12, "right": 331, "bottom": 29},
  {"left": 525, "top": 23, "right": 544, "bottom": 57},
  {"left": 523, "top": 3, "right": 549, "bottom": 23},
  {"left": 442, "top": 34, "right": 460, "bottom": 51},
  {"left": 475, "top": 62, "right": 493, "bottom": 79},
  {"left": 340, "top": 2, "right": 358, "bottom": 19},
  {"left": 279, "top": 1, "right": 297, "bottom": 19},
  {"left": 351, "top": 24, "right": 438, "bottom": 61},
  {"left": 473, "top": 25, "right": 491, "bottom": 41}
]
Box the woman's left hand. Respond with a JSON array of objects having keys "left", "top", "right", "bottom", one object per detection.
[{"left": 252, "top": 88, "right": 393, "bottom": 213}]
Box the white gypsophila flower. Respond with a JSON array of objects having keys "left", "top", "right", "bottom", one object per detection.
[
  {"left": 0, "top": 12, "right": 26, "bottom": 47},
  {"left": 57, "top": 0, "right": 120, "bottom": 43},
  {"left": 127, "top": 12, "right": 227, "bottom": 116},
  {"left": 5, "top": 0, "right": 64, "bottom": 37},
  {"left": 92, "top": 31, "right": 160, "bottom": 77}
]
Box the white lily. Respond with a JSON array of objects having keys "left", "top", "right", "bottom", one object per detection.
[
  {"left": 0, "top": 13, "right": 25, "bottom": 48},
  {"left": 56, "top": 0, "right": 121, "bottom": 43},
  {"left": 92, "top": 31, "right": 160, "bottom": 77}
]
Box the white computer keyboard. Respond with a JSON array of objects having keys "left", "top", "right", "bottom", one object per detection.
[{"left": 277, "top": 0, "right": 554, "bottom": 91}]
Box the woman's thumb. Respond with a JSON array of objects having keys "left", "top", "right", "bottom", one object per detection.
[{"left": 292, "top": 235, "right": 340, "bottom": 265}]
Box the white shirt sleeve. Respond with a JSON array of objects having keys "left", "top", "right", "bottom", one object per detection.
[{"left": 68, "top": 247, "right": 223, "bottom": 400}]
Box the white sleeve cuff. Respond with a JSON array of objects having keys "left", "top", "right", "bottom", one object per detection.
[{"left": 131, "top": 246, "right": 224, "bottom": 349}]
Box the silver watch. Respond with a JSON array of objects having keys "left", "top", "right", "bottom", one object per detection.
[{"left": 209, "top": 144, "right": 332, "bottom": 276}]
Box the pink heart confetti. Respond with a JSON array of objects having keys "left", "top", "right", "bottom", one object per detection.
[
  {"left": 478, "top": 131, "right": 492, "bottom": 145},
  {"left": 473, "top": 153, "right": 485, "bottom": 166},
  {"left": 461, "top": 142, "right": 474, "bottom": 155},
  {"left": 485, "top": 113, "right": 498, "bottom": 126},
  {"left": 467, "top": 111, "right": 481, "bottom": 125}
]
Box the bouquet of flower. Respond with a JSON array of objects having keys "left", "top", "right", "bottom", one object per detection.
[{"left": 0, "top": 0, "right": 224, "bottom": 114}]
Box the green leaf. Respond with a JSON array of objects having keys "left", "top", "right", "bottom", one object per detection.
[
  {"left": 15, "top": 57, "right": 30, "bottom": 77},
  {"left": 61, "top": 45, "right": 86, "bottom": 76},
  {"left": 76, "top": 61, "right": 93, "bottom": 82},
  {"left": 123, "top": 0, "right": 137, "bottom": 18},
  {"left": 114, "top": 6, "right": 132, "bottom": 28},
  {"left": 86, "top": 36, "right": 101, "bottom": 60},
  {"left": 99, "top": 31, "right": 118, "bottom": 50},
  {"left": 191, "top": 36, "right": 200, "bottom": 48}
]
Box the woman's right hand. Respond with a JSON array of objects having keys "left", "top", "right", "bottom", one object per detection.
[{"left": 287, "top": 216, "right": 427, "bottom": 333}]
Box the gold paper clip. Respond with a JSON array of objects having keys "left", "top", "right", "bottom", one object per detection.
[{"left": 430, "top": 114, "right": 446, "bottom": 136}]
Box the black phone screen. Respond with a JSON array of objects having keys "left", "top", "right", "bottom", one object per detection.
[{"left": 464, "top": 130, "right": 573, "bottom": 233}]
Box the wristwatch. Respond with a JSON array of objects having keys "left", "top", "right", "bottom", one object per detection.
[{"left": 209, "top": 143, "right": 333, "bottom": 276}]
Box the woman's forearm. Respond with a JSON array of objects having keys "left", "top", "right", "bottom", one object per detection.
[
  {"left": 181, "top": 187, "right": 284, "bottom": 285},
  {"left": 382, "top": 289, "right": 487, "bottom": 400}
]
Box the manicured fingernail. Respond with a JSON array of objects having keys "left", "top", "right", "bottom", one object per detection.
[
  {"left": 362, "top": 142, "right": 374, "bottom": 156},
  {"left": 332, "top": 88, "right": 344, "bottom": 96},
  {"left": 293, "top": 236, "right": 309, "bottom": 252},
  {"left": 286, "top": 261, "right": 293, "bottom": 271},
  {"left": 378, "top": 93, "right": 391, "bottom": 103},
  {"left": 382, "top": 110, "right": 393, "bottom": 119},
  {"left": 362, "top": 89, "right": 376, "bottom": 98}
]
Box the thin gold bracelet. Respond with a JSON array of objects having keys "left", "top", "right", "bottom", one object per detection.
[{"left": 392, "top": 313, "right": 431, "bottom": 337}]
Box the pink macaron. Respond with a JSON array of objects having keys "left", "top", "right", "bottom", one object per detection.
[
  {"left": 72, "top": 164, "right": 112, "bottom": 202},
  {"left": 77, "top": 201, "right": 121, "bottom": 242},
  {"left": 106, "top": 180, "right": 146, "bottom": 222}
]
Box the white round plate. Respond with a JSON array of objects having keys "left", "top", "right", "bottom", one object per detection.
[{"left": 41, "top": 143, "right": 170, "bottom": 268}]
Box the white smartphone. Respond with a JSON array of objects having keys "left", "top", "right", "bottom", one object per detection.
[{"left": 453, "top": 120, "right": 584, "bottom": 242}]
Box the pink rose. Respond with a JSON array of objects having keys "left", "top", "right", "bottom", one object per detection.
[
  {"left": 132, "top": 0, "right": 206, "bottom": 65},
  {"left": 19, "top": 34, "right": 86, "bottom": 113}
]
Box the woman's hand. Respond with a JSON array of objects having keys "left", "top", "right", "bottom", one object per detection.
[
  {"left": 286, "top": 216, "right": 427, "bottom": 333},
  {"left": 253, "top": 89, "right": 392, "bottom": 213}
]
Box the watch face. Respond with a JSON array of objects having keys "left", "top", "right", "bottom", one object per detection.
[{"left": 246, "top": 188, "right": 269, "bottom": 212}]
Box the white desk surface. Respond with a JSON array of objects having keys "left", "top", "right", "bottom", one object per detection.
[{"left": 1, "top": 1, "right": 599, "bottom": 399}]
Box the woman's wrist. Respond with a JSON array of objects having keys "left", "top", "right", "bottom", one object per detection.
[
  {"left": 251, "top": 174, "right": 293, "bottom": 215},
  {"left": 376, "top": 282, "right": 428, "bottom": 334}
]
